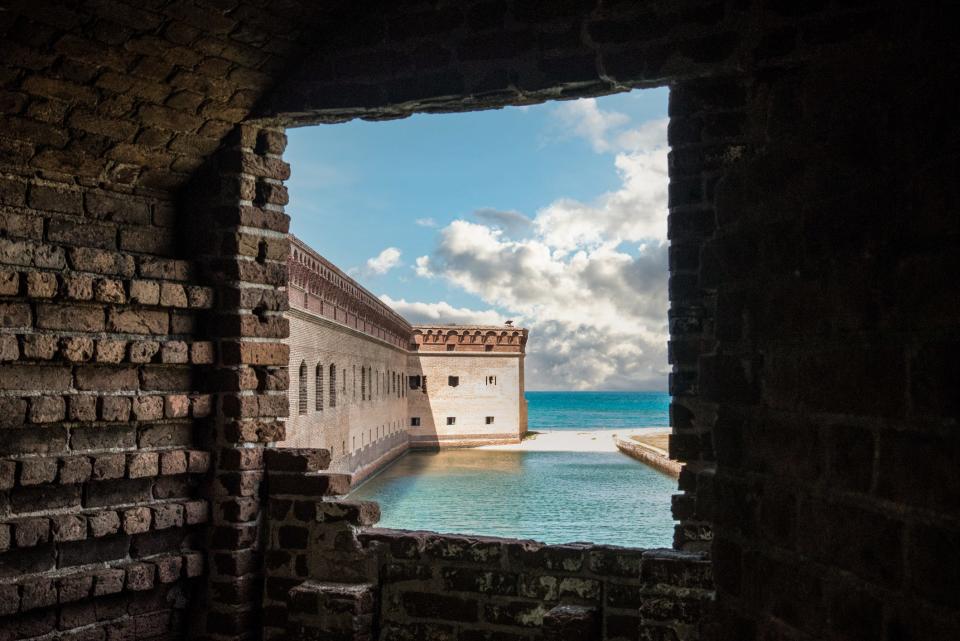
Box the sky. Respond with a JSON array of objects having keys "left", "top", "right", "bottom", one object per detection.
[{"left": 286, "top": 88, "right": 670, "bottom": 391}]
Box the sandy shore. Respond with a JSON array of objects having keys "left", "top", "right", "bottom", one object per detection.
[{"left": 476, "top": 428, "right": 670, "bottom": 453}]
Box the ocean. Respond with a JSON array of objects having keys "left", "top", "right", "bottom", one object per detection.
[
  {"left": 526, "top": 390, "right": 670, "bottom": 430},
  {"left": 348, "top": 391, "right": 676, "bottom": 548}
]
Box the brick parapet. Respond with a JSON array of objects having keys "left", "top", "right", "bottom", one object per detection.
[
  {"left": 289, "top": 235, "right": 412, "bottom": 350},
  {"left": 263, "top": 454, "right": 713, "bottom": 641}
]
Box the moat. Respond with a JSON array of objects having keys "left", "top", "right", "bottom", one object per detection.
[{"left": 349, "top": 447, "right": 676, "bottom": 548}]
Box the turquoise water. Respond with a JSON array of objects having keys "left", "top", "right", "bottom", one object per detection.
[
  {"left": 348, "top": 391, "right": 676, "bottom": 547},
  {"left": 526, "top": 390, "right": 669, "bottom": 429},
  {"left": 350, "top": 449, "right": 676, "bottom": 547}
]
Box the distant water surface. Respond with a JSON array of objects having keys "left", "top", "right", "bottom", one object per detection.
[
  {"left": 350, "top": 449, "right": 675, "bottom": 548},
  {"left": 525, "top": 390, "right": 669, "bottom": 430}
]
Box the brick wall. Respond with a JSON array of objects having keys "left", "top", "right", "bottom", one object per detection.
[
  {"left": 264, "top": 450, "right": 713, "bottom": 641},
  {"left": 0, "top": 176, "right": 210, "bottom": 639}
]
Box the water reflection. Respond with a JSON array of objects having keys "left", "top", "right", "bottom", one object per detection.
[{"left": 349, "top": 449, "right": 675, "bottom": 548}]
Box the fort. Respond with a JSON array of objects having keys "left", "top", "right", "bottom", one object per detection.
[
  {"left": 284, "top": 236, "right": 528, "bottom": 484},
  {"left": 0, "top": 2, "right": 956, "bottom": 641}
]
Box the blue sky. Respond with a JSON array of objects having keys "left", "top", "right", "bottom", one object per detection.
[{"left": 286, "top": 88, "right": 670, "bottom": 391}]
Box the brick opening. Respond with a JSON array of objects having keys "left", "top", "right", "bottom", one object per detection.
[{"left": 1, "top": 3, "right": 955, "bottom": 641}]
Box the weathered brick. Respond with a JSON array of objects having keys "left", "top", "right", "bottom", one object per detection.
[
  {"left": 88, "top": 510, "right": 121, "bottom": 538},
  {"left": 69, "top": 247, "right": 135, "bottom": 277},
  {"left": 108, "top": 308, "right": 169, "bottom": 334},
  {"left": 221, "top": 341, "right": 288, "bottom": 366},
  {"left": 161, "top": 340, "right": 188, "bottom": 363},
  {"left": 85, "top": 192, "right": 152, "bottom": 224},
  {"left": 123, "top": 507, "right": 152, "bottom": 534},
  {"left": 15, "top": 518, "right": 51, "bottom": 547},
  {"left": 21, "top": 577, "right": 57, "bottom": 610},
  {"left": 92, "top": 453, "right": 126, "bottom": 481},
  {"left": 132, "top": 395, "right": 164, "bottom": 421},
  {"left": 191, "top": 341, "right": 215, "bottom": 364},
  {"left": 0, "top": 334, "right": 19, "bottom": 361},
  {"left": 48, "top": 219, "right": 116, "bottom": 249},
  {"left": 152, "top": 503, "right": 184, "bottom": 529},
  {"left": 25, "top": 271, "right": 59, "bottom": 297},
  {"left": 50, "top": 514, "right": 87, "bottom": 542},
  {"left": 68, "top": 395, "right": 98, "bottom": 422},
  {"left": 60, "top": 456, "right": 92, "bottom": 484},
  {"left": 36, "top": 303, "right": 104, "bottom": 331},
  {"left": 21, "top": 335, "right": 58, "bottom": 360},
  {"left": 95, "top": 339, "right": 127, "bottom": 363},
  {"left": 0, "top": 269, "right": 19, "bottom": 296},
  {"left": 75, "top": 365, "right": 139, "bottom": 391},
  {"left": 28, "top": 183, "right": 82, "bottom": 214},
  {"left": 159, "top": 282, "right": 188, "bottom": 307},
  {"left": 121, "top": 226, "right": 175, "bottom": 255},
  {"left": 138, "top": 257, "right": 191, "bottom": 281},
  {"left": 125, "top": 561, "right": 155, "bottom": 591},
  {"left": 164, "top": 394, "right": 190, "bottom": 418},
  {"left": 28, "top": 395, "right": 66, "bottom": 423},
  {"left": 94, "top": 278, "right": 126, "bottom": 303},
  {"left": 60, "top": 336, "right": 95, "bottom": 362},
  {"left": 100, "top": 395, "right": 131, "bottom": 421},
  {"left": 129, "top": 279, "right": 160, "bottom": 304},
  {"left": 0, "top": 302, "right": 31, "bottom": 329},
  {"left": 127, "top": 452, "right": 159, "bottom": 478},
  {"left": 20, "top": 457, "right": 59, "bottom": 484},
  {"left": 62, "top": 273, "right": 94, "bottom": 300}
]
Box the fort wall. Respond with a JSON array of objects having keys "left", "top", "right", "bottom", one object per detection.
[
  {"left": 283, "top": 238, "right": 528, "bottom": 479},
  {"left": 408, "top": 349, "right": 527, "bottom": 448}
]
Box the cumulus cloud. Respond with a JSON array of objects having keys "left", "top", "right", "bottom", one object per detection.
[
  {"left": 406, "top": 100, "right": 671, "bottom": 390},
  {"left": 365, "top": 247, "right": 402, "bottom": 275},
  {"left": 472, "top": 208, "right": 533, "bottom": 237},
  {"left": 379, "top": 296, "right": 505, "bottom": 326},
  {"left": 554, "top": 98, "right": 631, "bottom": 152},
  {"left": 415, "top": 217, "right": 437, "bottom": 227}
]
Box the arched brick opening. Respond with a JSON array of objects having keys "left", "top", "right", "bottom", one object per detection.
[{"left": 1, "top": 2, "right": 957, "bottom": 640}]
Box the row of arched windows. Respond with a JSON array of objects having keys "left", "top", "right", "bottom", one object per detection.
[
  {"left": 298, "top": 361, "right": 340, "bottom": 415},
  {"left": 297, "top": 361, "right": 408, "bottom": 415}
]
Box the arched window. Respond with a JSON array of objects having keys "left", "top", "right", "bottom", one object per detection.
[
  {"left": 297, "top": 361, "right": 307, "bottom": 415},
  {"left": 361, "top": 366, "right": 367, "bottom": 401},
  {"left": 329, "top": 363, "right": 337, "bottom": 407},
  {"left": 315, "top": 363, "right": 323, "bottom": 411}
]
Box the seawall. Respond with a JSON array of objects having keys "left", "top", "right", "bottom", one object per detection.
[{"left": 615, "top": 436, "right": 681, "bottom": 478}]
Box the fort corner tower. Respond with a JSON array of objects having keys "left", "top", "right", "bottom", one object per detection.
[{"left": 407, "top": 324, "right": 528, "bottom": 448}]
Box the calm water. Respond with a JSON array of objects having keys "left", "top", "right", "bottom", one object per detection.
[
  {"left": 350, "top": 449, "right": 675, "bottom": 547},
  {"left": 350, "top": 391, "right": 675, "bottom": 547},
  {"left": 526, "top": 390, "right": 669, "bottom": 430}
]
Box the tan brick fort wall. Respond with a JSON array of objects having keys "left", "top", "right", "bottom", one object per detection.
[
  {"left": 284, "top": 304, "right": 410, "bottom": 485},
  {"left": 282, "top": 240, "right": 529, "bottom": 474}
]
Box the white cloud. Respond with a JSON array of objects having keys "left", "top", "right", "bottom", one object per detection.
[
  {"left": 379, "top": 296, "right": 505, "bottom": 326},
  {"left": 554, "top": 98, "right": 630, "bottom": 153},
  {"left": 415, "top": 217, "right": 437, "bottom": 227},
  {"left": 407, "top": 109, "right": 670, "bottom": 390},
  {"left": 365, "top": 247, "right": 402, "bottom": 275},
  {"left": 414, "top": 255, "right": 433, "bottom": 278}
]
